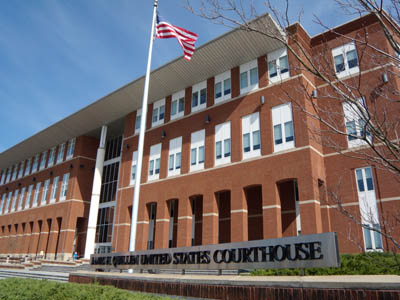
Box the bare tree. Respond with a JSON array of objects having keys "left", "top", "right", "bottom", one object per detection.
[{"left": 186, "top": 0, "right": 400, "bottom": 252}]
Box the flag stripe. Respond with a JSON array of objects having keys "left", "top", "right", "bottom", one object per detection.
[{"left": 155, "top": 16, "right": 198, "bottom": 61}]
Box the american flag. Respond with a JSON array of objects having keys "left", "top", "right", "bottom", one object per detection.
[{"left": 156, "top": 13, "right": 198, "bottom": 61}]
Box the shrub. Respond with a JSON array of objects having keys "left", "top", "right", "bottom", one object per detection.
[
  {"left": 251, "top": 252, "right": 400, "bottom": 276},
  {"left": 0, "top": 278, "right": 171, "bottom": 300}
]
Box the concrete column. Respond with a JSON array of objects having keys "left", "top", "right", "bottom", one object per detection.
[
  {"left": 230, "top": 186, "right": 248, "bottom": 242},
  {"left": 262, "top": 182, "right": 282, "bottom": 239},
  {"left": 84, "top": 125, "right": 107, "bottom": 259},
  {"left": 202, "top": 191, "right": 218, "bottom": 245}
]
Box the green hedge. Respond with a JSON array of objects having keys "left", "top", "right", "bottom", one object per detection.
[
  {"left": 251, "top": 252, "right": 400, "bottom": 276},
  {"left": 0, "top": 278, "right": 171, "bottom": 300}
]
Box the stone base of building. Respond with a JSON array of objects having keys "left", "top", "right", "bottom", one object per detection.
[{"left": 69, "top": 271, "right": 400, "bottom": 299}]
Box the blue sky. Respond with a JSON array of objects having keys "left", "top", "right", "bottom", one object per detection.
[{"left": 0, "top": 0, "right": 352, "bottom": 153}]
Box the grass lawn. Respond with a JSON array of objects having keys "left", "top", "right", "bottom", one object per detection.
[{"left": 0, "top": 278, "right": 172, "bottom": 300}]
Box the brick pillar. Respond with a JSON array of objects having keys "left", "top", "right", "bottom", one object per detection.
[
  {"left": 184, "top": 87, "right": 192, "bottom": 116},
  {"left": 230, "top": 186, "right": 248, "bottom": 242},
  {"left": 135, "top": 201, "right": 149, "bottom": 251},
  {"left": 58, "top": 217, "right": 77, "bottom": 261},
  {"left": 154, "top": 200, "right": 169, "bottom": 249},
  {"left": 37, "top": 220, "right": 50, "bottom": 258},
  {"left": 10, "top": 224, "right": 18, "bottom": 255},
  {"left": 0, "top": 227, "right": 5, "bottom": 254},
  {"left": 46, "top": 218, "right": 60, "bottom": 260},
  {"left": 177, "top": 196, "right": 192, "bottom": 247},
  {"left": 30, "top": 221, "right": 41, "bottom": 258},
  {"left": 262, "top": 182, "right": 282, "bottom": 239},
  {"left": 207, "top": 77, "right": 215, "bottom": 108},
  {"left": 4, "top": 226, "right": 11, "bottom": 255},
  {"left": 24, "top": 223, "right": 34, "bottom": 257},
  {"left": 202, "top": 191, "right": 218, "bottom": 245},
  {"left": 16, "top": 224, "right": 24, "bottom": 256},
  {"left": 164, "top": 95, "right": 172, "bottom": 123},
  {"left": 298, "top": 177, "right": 323, "bottom": 235}
]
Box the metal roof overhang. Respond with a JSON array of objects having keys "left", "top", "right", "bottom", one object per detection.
[{"left": 0, "top": 14, "right": 284, "bottom": 170}]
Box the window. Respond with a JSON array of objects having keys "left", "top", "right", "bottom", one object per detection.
[
  {"left": 343, "top": 98, "right": 370, "bottom": 148},
  {"left": 147, "top": 203, "right": 157, "bottom": 250},
  {"left": 355, "top": 167, "right": 383, "bottom": 251},
  {"left": 0, "top": 193, "right": 6, "bottom": 214},
  {"left": 56, "top": 143, "right": 65, "bottom": 164},
  {"left": 25, "top": 185, "right": 34, "bottom": 209},
  {"left": 214, "top": 70, "right": 231, "bottom": 104},
  {"left": 39, "top": 150, "right": 47, "bottom": 170},
  {"left": 5, "top": 168, "right": 11, "bottom": 183},
  {"left": 168, "top": 137, "right": 182, "bottom": 177},
  {"left": 66, "top": 138, "right": 76, "bottom": 159},
  {"left": 268, "top": 47, "right": 289, "bottom": 83},
  {"left": 191, "top": 81, "right": 207, "bottom": 113},
  {"left": 24, "top": 158, "right": 32, "bottom": 177},
  {"left": 32, "top": 154, "right": 40, "bottom": 173},
  {"left": 242, "top": 112, "right": 261, "bottom": 160},
  {"left": 60, "top": 173, "right": 69, "bottom": 200},
  {"left": 10, "top": 189, "right": 19, "bottom": 212},
  {"left": 5, "top": 192, "right": 12, "bottom": 213},
  {"left": 11, "top": 164, "right": 18, "bottom": 181},
  {"left": 95, "top": 206, "right": 114, "bottom": 244},
  {"left": 272, "top": 103, "right": 295, "bottom": 152},
  {"left": 148, "top": 143, "right": 161, "bottom": 181},
  {"left": 130, "top": 151, "right": 138, "bottom": 185},
  {"left": 171, "top": 90, "right": 185, "bottom": 120},
  {"left": 215, "top": 121, "right": 231, "bottom": 166},
  {"left": 17, "top": 187, "right": 25, "bottom": 211},
  {"left": 50, "top": 176, "right": 60, "bottom": 203},
  {"left": 17, "top": 161, "right": 24, "bottom": 179},
  {"left": 240, "top": 59, "right": 258, "bottom": 94},
  {"left": 32, "top": 182, "right": 41, "bottom": 207},
  {"left": 41, "top": 179, "right": 50, "bottom": 206},
  {"left": 152, "top": 98, "right": 165, "bottom": 127},
  {"left": 190, "top": 129, "right": 205, "bottom": 172},
  {"left": 47, "top": 147, "right": 56, "bottom": 167},
  {"left": 332, "top": 42, "right": 359, "bottom": 78},
  {"left": 135, "top": 109, "right": 142, "bottom": 135}
]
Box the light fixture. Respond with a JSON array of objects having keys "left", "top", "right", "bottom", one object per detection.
[
  {"left": 260, "top": 95, "right": 265, "bottom": 105},
  {"left": 18, "top": 183, "right": 21, "bottom": 187},
  {"left": 32, "top": 177, "right": 36, "bottom": 182},
  {"left": 80, "top": 164, "right": 84, "bottom": 169},
  {"left": 50, "top": 171, "right": 53, "bottom": 176},
  {"left": 382, "top": 73, "right": 388, "bottom": 83},
  {"left": 69, "top": 164, "right": 73, "bottom": 169},
  {"left": 205, "top": 115, "right": 211, "bottom": 124},
  {"left": 311, "top": 89, "right": 318, "bottom": 98},
  {"left": 161, "top": 130, "right": 166, "bottom": 139},
  {"left": 125, "top": 144, "right": 130, "bottom": 150}
]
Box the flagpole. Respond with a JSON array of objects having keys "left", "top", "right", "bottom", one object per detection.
[{"left": 129, "top": 0, "right": 158, "bottom": 252}]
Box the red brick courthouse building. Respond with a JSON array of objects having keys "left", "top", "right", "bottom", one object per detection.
[{"left": 0, "top": 13, "right": 399, "bottom": 261}]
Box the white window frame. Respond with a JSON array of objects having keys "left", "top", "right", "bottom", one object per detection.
[
  {"left": 56, "top": 143, "right": 65, "bottom": 164},
  {"left": 50, "top": 176, "right": 60, "bottom": 203},
  {"left": 171, "top": 90, "right": 185, "bottom": 120},
  {"left": 17, "top": 187, "right": 25, "bottom": 211},
  {"left": 47, "top": 147, "right": 56, "bottom": 168},
  {"left": 32, "top": 182, "right": 41, "bottom": 208},
  {"left": 332, "top": 41, "right": 360, "bottom": 78},
  {"left": 24, "top": 158, "right": 32, "bottom": 177},
  {"left": 11, "top": 164, "right": 18, "bottom": 181},
  {"left": 242, "top": 112, "right": 261, "bottom": 160},
  {"left": 148, "top": 143, "right": 162, "bottom": 181},
  {"left": 168, "top": 137, "right": 182, "bottom": 177},
  {"left": 5, "top": 191, "right": 12, "bottom": 213},
  {"left": 10, "top": 189, "right": 19, "bottom": 212},
  {"left": 0, "top": 193, "right": 6, "bottom": 214},
  {"left": 25, "top": 185, "right": 34, "bottom": 209},
  {"left": 130, "top": 151, "right": 138, "bottom": 186},
  {"left": 66, "top": 138, "right": 76, "bottom": 160},
  {"left": 5, "top": 168, "right": 11, "bottom": 183},
  {"left": 135, "top": 109, "right": 142, "bottom": 135},
  {"left": 215, "top": 121, "right": 231, "bottom": 166},
  {"left": 60, "top": 173, "right": 69, "bottom": 201},
  {"left": 343, "top": 98, "right": 371, "bottom": 148},
  {"left": 17, "top": 161, "right": 24, "bottom": 179},
  {"left": 190, "top": 129, "right": 205, "bottom": 172},
  {"left": 240, "top": 59, "right": 258, "bottom": 94},
  {"left": 214, "top": 70, "right": 231, "bottom": 104},
  {"left": 268, "top": 47, "right": 290, "bottom": 84},
  {"left": 191, "top": 81, "right": 207, "bottom": 113},
  {"left": 32, "top": 154, "right": 40, "bottom": 173},
  {"left": 41, "top": 179, "right": 50, "bottom": 206},
  {"left": 272, "top": 103, "right": 295, "bottom": 152},
  {"left": 152, "top": 98, "right": 165, "bottom": 127},
  {"left": 355, "top": 167, "right": 383, "bottom": 251},
  {"left": 39, "top": 150, "right": 48, "bottom": 170}
]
